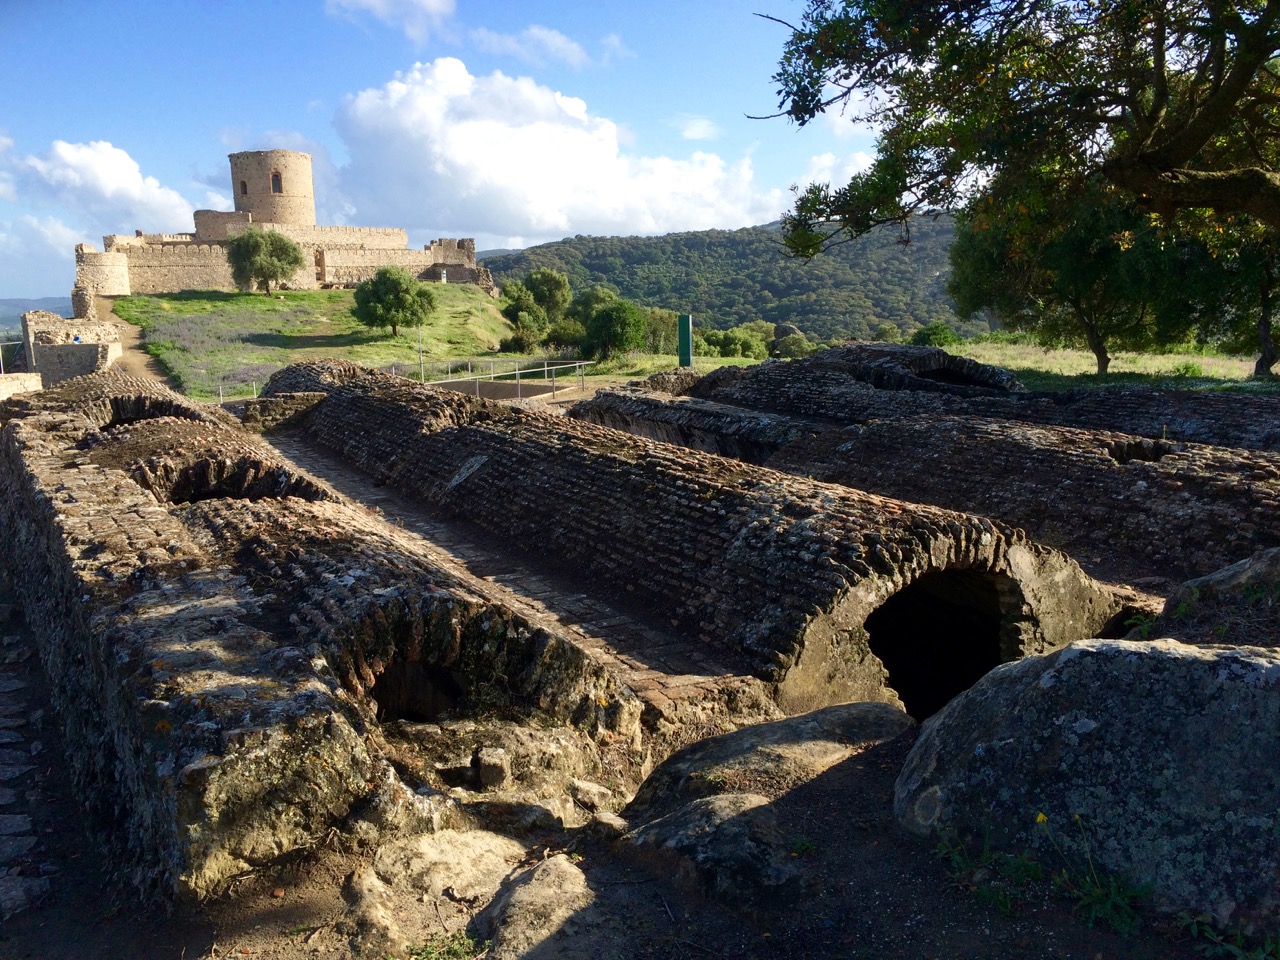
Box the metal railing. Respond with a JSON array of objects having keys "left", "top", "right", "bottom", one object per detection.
[{"left": 383, "top": 358, "right": 595, "bottom": 400}]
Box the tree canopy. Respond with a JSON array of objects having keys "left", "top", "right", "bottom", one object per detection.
[
  {"left": 771, "top": 0, "right": 1280, "bottom": 252},
  {"left": 352, "top": 266, "right": 436, "bottom": 338},
  {"left": 225, "top": 228, "right": 306, "bottom": 293},
  {"left": 483, "top": 220, "right": 961, "bottom": 341}
]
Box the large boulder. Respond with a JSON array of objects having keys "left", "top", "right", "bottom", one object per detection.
[
  {"left": 894, "top": 639, "right": 1280, "bottom": 931},
  {"left": 1145, "top": 547, "right": 1280, "bottom": 648}
]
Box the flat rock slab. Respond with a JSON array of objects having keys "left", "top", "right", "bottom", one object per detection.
[
  {"left": 0, "top": 814, "right": 31, "bottom": 835},
  {"left": 0, "top": 834, "right": 36, "bottom": 862},
  {"left": 0, "top": 765, "right": 32, "bottom": 782},
  {"left": 0, "top": 679, "right": 25, "bottom": 694},
  {"left": 0, "top": 874, "right": 49, "bottom": 920},
  {"left": 481, "top": 855, "right": 596, "bottom": 960}
]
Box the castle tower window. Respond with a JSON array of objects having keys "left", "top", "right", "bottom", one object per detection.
[
  {"left": 271, "top": 172, "right": 283, "bottom": 194},
  {"left": 239, "top": 180, "right": 248, "bottom": 196}
]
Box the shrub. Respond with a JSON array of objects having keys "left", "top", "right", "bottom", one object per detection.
[{"left": 911, "top": 321, "right": 962, "bottom": 347}]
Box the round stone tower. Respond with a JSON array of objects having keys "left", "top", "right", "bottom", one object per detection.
[{"left": 228, "top": 150, "right": 316, "bottom": 226}]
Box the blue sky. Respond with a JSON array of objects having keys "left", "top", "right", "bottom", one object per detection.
[{"left": 0, "top": 0, "right": 874, "bottom": 298}]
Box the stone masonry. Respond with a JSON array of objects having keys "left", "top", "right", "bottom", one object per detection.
[
  {"left": 573, "top": 386, "right": 1280, "bottom": 584},
  {"left": 266, "top": 361, "right": 1128, "bottom": 717},
  {"left": 71, "top": 150, "right": 497, "bottom": 306}
]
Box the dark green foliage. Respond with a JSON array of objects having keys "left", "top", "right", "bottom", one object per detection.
[
  {"left": 483, "top": 220, "right": 962, "bottom": 341},
  {"left": 544, "top": 318, "right": 587, "bottom": 350},
  {"left": 353, "top": 266, "right": 437, "bottom": 338},
  {"left": 523, "top": 267, "right": 572, "bottom": 323},
  {"left": 224, "top": 228, "right": 306, "bottom": 293},
  {"left": 911, "top": 322, "right": 961, "bottom": 347},
  {"left": 771, "top": 0, "right": 1280, "bottom": 250},
  {"left": 697, "top": 326, "right": 770, "bottom": 359},
  {"left": 774, "top": 333, "right": 818, "bottom": 358},
  {"left": 583, "top": 299, "right": 646, "bottom": 359}
]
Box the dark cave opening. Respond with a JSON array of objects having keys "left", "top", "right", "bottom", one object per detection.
[
  {"left": 369, "top": 658, "right": 463, "bottom": 723},
  {"left": 864, "top": 570, "right": 1008, "bottom": 720}
]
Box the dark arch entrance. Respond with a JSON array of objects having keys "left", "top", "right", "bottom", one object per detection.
[
  {"left": 369, "top": 657, "right": 462, "bottom": 723},
  {"left": 864, "top": 570, "right": 1010, "bottom": 720}
]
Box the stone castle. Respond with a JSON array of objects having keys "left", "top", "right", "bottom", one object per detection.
[{"left": 70, "top": 148, "right": 496, "bottom": 319}]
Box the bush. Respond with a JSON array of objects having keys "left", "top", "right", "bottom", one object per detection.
[
  {"left": 544, "top": 318, "right": 587, "bottom": 350},
  {"left": 499, "top": 329, "right": 542, "bottom": 353},
  {"left": 584, "top": 299, "right": 647, "bottom": 358},
  {"left": 872, "top": 322, "right": 903, "bottom": 343},
  {"left": 774, "top": 332, "right": 817, "bottom": 358},
  {"left": 911, "top": 321, "right": 961, "bottom": 347}
]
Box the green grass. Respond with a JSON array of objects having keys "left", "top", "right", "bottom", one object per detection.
[
  {"left": 950, "top": 340, "right": 1277, "bottom": 392},
  {"left": 112, "top": 286, "right": 515, "bottom": 398}
]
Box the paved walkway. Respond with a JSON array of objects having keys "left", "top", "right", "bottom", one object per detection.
[{"left": 267, "top": 433, "right": 761, "bottom": 723}]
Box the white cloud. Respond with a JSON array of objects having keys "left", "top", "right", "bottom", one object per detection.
[
  {"left": 471, "top": 25, "right": 589, "bottom": 68},
  {"left": 19, "top": 140, "right": 193, "bottom": 233},
  {"left": 599, "top": 33, "right": 635, "bottom": 64},
  {"left": 333, "top": 58, "right": 784, "bottom": 243},
  {"left": 674, "top": 115, "right": 722, "bottom": 141},
  {"left": 325, "top": 0, "right": 454, "bottom": 43},
  {"left": 804, "top": 150, "right": 875, "bottom": 186},
  {"left": 202, "top": 190, "right": 233, "bottom": 212},
  {"left": 19, "top": 214, "right": 86, "bottom": 257}
]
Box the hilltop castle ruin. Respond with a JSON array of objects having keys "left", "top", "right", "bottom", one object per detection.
[{"left": 70, "top": 149, "right": 496, "bottom": 319}]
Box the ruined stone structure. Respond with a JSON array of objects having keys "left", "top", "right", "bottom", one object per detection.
[
  {"left": 680, "top": 344, "right": 1280, "bottom": 451},
  {"left": 266, "top": 361, "right": 1126, "bottom": 718},
  {"left": 0, "top": 363, "right": 1139, "bottom": 902},
  {"left": 572, "top": 347, "right": 1280, "bottom": 584},
  {"left": 17, "top": 309, "right": 121, "bottom": 389},
  {"left": 70, "top": 149, "right": 497, "bottom": 310}
]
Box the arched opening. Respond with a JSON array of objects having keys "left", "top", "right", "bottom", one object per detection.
[
  {"left": 271, "top": 172, "right": 283, "bottom": 194},
  {"left": 370, "top": 657, "right": 463, "bottom": 723},
  {"left": 864, "top": 570, "right": 1008, "bottom": 720},
  {"left": 239, "top": 180, "right": 248, "bottom": 196}
]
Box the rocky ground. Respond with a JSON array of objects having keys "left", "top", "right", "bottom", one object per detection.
[{"left": 0, "top": 577, "right": 1215, "bottom": 960}]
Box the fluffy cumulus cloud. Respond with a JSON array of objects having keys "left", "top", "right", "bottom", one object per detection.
[
  {"left": 325, "top": 0, "right": 454, "bottom": 43},
  {"left": 19, "top": 140, "right": 194, "bottom": 233},
  {"left": 333, "top": 58, "right": 784, "bottom": 244},
  {"left": 470, "top": 26, "right": 590, "bottom": 68},
  {"left": 804, "top": 149, "right": 875, "bottom": 186}
]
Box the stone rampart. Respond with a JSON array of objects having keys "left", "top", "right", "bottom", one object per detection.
[
  {"left": 192, "top": 209, "right": 253, "bottom": 242},
  {"left": 232, "top": 222, "right": 410, "bottom": 250},
  {"left": 74, "top": 245, "right": 132, "bottom": 297},
  {"left": 21, "top": 310, "right": 122, "bottom": 386},
  {"left": 268, "top": 361, "right": 1127, "bottom": 718},
  {"left": 114, "top": 243, "right": 242, "bottom": 294}
]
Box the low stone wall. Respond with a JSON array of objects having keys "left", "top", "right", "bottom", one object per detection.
[
  {"left": 687, "top": 346, "right": 1280, "bottom": 451},
  {"left": 268, "top": 361, "right": 1126, "bottom": 717}
]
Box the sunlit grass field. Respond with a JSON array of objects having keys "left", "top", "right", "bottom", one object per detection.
[{"left": 113, "top": 286, "right": 515, "bottom": 398}]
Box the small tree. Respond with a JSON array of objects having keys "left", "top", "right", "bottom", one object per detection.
[
  {"left": 225, "top": 227, "right": 306, "bottom": 293},
  {"left": 910, "top": 322, "right": 960, "bottom": 347},
  {"left": 584, "top": 299, "right": 647, "bottom": 359},
  {"left": 353, "top": 266, "right": 436, "bottom": 338},
  {"left": 524, "top": 268, "right": 572, "bottom": 324}
]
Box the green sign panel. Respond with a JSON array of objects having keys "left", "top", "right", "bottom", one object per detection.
[{"left": 677, "top": 313, "right": 693, "bottom": 368}]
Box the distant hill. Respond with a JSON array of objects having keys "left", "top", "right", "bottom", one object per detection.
[
  {"left": 480, "top": 218, "right": 973, "bottom": 340},
  {"left": 0, "top": 297, "right": 72, "bottom": 327}
]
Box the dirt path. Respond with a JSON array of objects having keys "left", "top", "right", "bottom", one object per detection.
[{"left": 98, "top": 297, "right": 176, "bottom": 387}]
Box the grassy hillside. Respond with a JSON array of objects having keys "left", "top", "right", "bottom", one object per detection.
[
  {"left": 113, "top": 286, "right": 514, "bottom": 398},
  {"left": 481, "top": 218, "right": 965, "bottom": 342}
]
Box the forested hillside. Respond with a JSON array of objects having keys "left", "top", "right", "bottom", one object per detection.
[{"left": 481, "top": 218, "right": 972, "bottom": 341}]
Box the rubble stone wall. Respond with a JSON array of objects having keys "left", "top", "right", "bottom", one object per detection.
[{"left": 0, "top": 373, "right": 42, "bottom": 400}]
